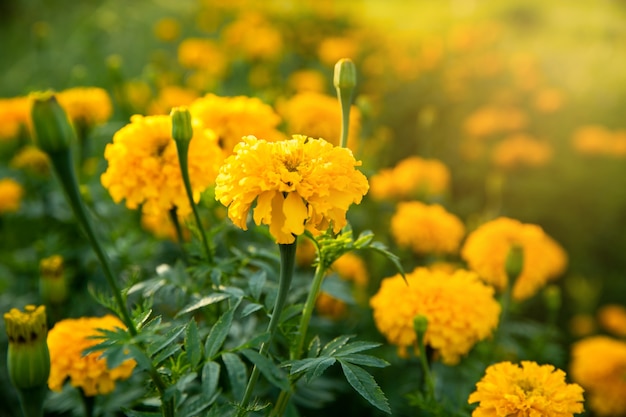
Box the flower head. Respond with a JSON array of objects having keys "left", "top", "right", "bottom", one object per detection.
[
  {"left": 461, "top": 217, "right": 567, "bottom": 301},
  {"left": 101, "top": 114, "right": 223, "bottom": 216},
  {"left": 47, "top": 315, "right": 136, "bottom": 396},
  {"left": 391, "top": 201, "right": 465, "bottom": 255},
  {"left": 491, "top": 133, "right": 553, "bottom": 170},
  {"left": 56, "top": 87, "right": 113, "bottom": 127},
  {"left": 469, "top": 361, "right": 584, "bottom": 417},
  {"left": 177, "top": 38, "right": 227, "bottom": 76},
  {"left": 189, "top": 93, "right": 284, "bottom": 154},
  {"left": 0, "top": 96, "right": 31, "bottom": 141},
  {"left": 10, "top": 145, "right": 50, "bottom": 176},
  {"left": 369, "top": 156, "right": 450, "bottom": 200},
  {"left": 215, "top": 135, "right": 369, "bottom": 244},
  {"left": 597, "top": 304, "right": 626, "bottom": 338},
  {"left": 370, "top": 267, "right": 500, "bottom": 364},
  {"left": 0, "top": 178, "right": 24, "bottom": 214},
  {"left": 570, "top": 336, "right": 626, "bottom": 416}
]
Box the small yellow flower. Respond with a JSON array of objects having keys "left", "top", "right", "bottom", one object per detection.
[
  {"left": 153, "top": 17, "right": 180, "bottom": 42},
  {"left": 570, "top": 336, "right": 626, "bottom": 416},
  {"left": 221, "top": 12, "right": 283, "bottom": 61},
  {"left": 47, "top": 315, "right": 136, "bottom": 396},
  {"left": 101, "top": 114, "right": 223, "bottom": 216},
  {"left": 141, "top": 205, "right": 190, "bottom": 241},
  {"left": 0, "top": 178, "right": 24, "bottom": 214},
  {"left": 288, "top": 69, "right": 328, "bottom": 94},
  {"left": 463, "top": 105, "right": 527, "bottom": 138},
  {"left": 147, "top": 85, "right": 199, "bottom": 116},
  {"left": 56, "top": 87, "right": 113, "bottom": 127},
  {"left": 370, "top": 267, "right": 500, "bottom": 365},
  {"left": 391, "top": 201, "right": 465, "bottom": 255},
  {"left": 369, "top": 156, "right": 450, "bottom": 200},
  {"left": 215, "top": 135, "right": 369, "bottom": 244},
  {"left": 0, "top": 96, "right": 31, "bottom": 141},
  {"left": 189, "top": 93, "right": 284, "bottom": 154},
  {"left": 330, "top": 252, "right": 369, "bottom": 287},
  {"left": 278, "top": 91, "right": 361, "bottom": 150},
  {"left": 491, "top": 133, "right": 553, "bottom": 170},
  {"left": 597, "top": 304, "right": 626, "bottom": 338},
  {"left": 461, "top": 217, "right": 567, "bottom": 301},
  {"left": 177, "top": 38, "right": 227, "bottom": 77},
  {"left": 317, "top": 36, "right": 359, "bottom": 67},
  {"left": 10, "top": 145, "right": 50, "bottom": 176},
  {"left": 315, "top": 292, "right": 348, "bottom": 320},
  {"left": 469, "top": 361, "right": 584, "bottom": 417}
]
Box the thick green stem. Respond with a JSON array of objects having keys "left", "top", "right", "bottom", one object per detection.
[
  {"left": 238, "top": 242, "right": 297, "bottom": 417},
  {"left": 175, "top": 140, "right": 213, "bottom": 264},
  {"left": 16, "top": 386, "right": 47, "bottom": 417},
  {"left": 168, "top": 206, "right": 189, "bottom": 262},
  {"left": 337, "top": 90, "right": 352, "bottom": 149},
  {"left": 291, "top": 263, "right": 326, "bottom": 360},
  {"left": 48, "top": 150, "right": 136, "bottom": 336},
  {"left": 417, "top": 333, "right": 436, "bottom": 401}
]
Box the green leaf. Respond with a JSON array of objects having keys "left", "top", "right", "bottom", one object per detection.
[
  {"left": 185, "top": 319, "right": 202, "bottom": 369},
  {"left": 122, "top": 410, "right": 161, "bottom": 417},
  {"left": 222, "top": 352, "right": 247, "bottom": 401},
  {"left": 339, "top": 360, "right": 391, "bottom": 414},
  {"left": 333, "top": 341, "right": 382, "bottom": 356},
  {"left": 308, "top": 336, "right": 321, "bottom": 358},
  {"left": 240, "top": 349, "right": 290, "bottom": 391},
  {"left": 202, "top": 361, "right": 221, "bottom": 398},
  {"left": 289, "top": 357, "right": 336, "bottom": 381},
  {"left": 176, "top": 293, "right": 231, "bottom": 317},
  {"left": 241, "top": 303, "right": 264, "bottom": 318},
  {"left": 178, "top": 393, "right": 218, "bottom": 417},
  {"left": 337, "top": 354, "right": 389, "bottom": 368},
  {"left": 205, "top": 306, "right": 235, "bottom": 360},
  {"left": 321, "top": 335, "right": 353, "bottom": 356},
  {"left": 248, "top": 270, "right": 267, "bottom": 301},
  {"left": 369, "top": 242, "right": 406, "bottom": 281},
  {"left": 152, "top": 342, "right": 182, "bottom": 366},
  {"left": 148, "top": 325, "right": 186, "bottom": 357},
  {"left": 126, "top": 345, "right": 154, "bottom": 371}
]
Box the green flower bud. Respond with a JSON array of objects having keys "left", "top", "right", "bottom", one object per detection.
[
  {"left": 39, "top": 255, "right": 68, "bottom": 305},
  {"left": 30, "top": 91, "right": 76, "bottom": 154},
  {"left": 413, "top": 314, "right": 429, "bottom": 344},
  {"left": 543, "top": 284, "right": 562, "bottom": 313},
  {"left": 505, "top": 244, "right": 524, "bottom": 284},
  {"left": 171, "top": 106, "right": 193, "bottom": 144},
  {"left": 4, "top": 305, "right": 50, "bottom": 390},
  {"left": 333, "top": 58, "right": 357, "bottom": 91}
]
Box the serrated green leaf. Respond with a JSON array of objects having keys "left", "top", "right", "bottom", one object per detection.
[
  {"left": 102, "top": 346, "right": 131, "bottom": 369},
  {"left": 248, "top": 270, "right": 267, "bottom": 301},
  {"left": 205, "top": 307, "right": 235, "bottom": 360},
  {"left": 308, "top": 336, "right": 321, "bottom": 358},
  {"left": 321, "top": 335, "right": 353, "bottom": 356},
  {"left": 339, "top": 361, "right": 391, "bottom": 414},
  {"left": 153, "top": 342, "right": 182, "bottom": 366},
  {"left": 178, "top": 393, "right": 216, "bottom": 417},
  {"left": 279, "top": 303, "right": 304, "bottom": 323},
  {"left": 122, "top": 410, "right": 161, "bottom": 417},
  {"left": 241, "top": 303, "right": 264, "bottom": 318},
  {"left": 134, "top": 309, "right": 153, "bottom": 329},
  {"left": 368, "top": 243, "right": 405, "bottom": 281},
  {"left": 185, "top": 319, "right": 202, "bottom": 369},
  {"left": 202, "top": 361, "right": 221, "bottom": 398},
  {"left": 222, "top": 352, "right": 247, "bottom": 401},
  {"left": 241, "top": 349, "right": 290, "bottom": 390},
  {"left": 354, "top": 230, "right": 374, "bottom": 247},
  {"left": 176, "top": 293, "right": 231, "bottom": 317},
  {"left": 233, "top": 332, "right": 270, "bottom": 351},
  {"left": 148, "top": 325, "right": 186, "bottom": 356},
  {"left": 333, "top": 341, "right": 382, "bottom": 356},
  {"left": 337, "top": 354, "right": 389, "bottom": 368},
  {"left": 126, "top": 345, "right": 154, "bottom": 371},
  {"left": 289, "top": 357, "right": 336, "bottom": 381}
]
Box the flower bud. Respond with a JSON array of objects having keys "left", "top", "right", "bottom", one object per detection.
[
  {"left": 171, "top": 106, "right": 193, "bottom": 144},
  {"left": 39, "top": 255, "right": 68, "bottom": 305},
  {"left": 413, "top": 314, "right": 429, "bottom": 344},
  {"left": 4, "top": 305, "right": 50, "bottom": 390},
  {"left": 543, "top": 284, "right": 562, "bottom": 314},
  {"left": 333, "top": 58, "right": 357, "bottom": 91},
  {"left": 505, "top": 244, "right": 524, "bottom": 284},
  {"left": 30, "top": 92, "right": 76, "bottom": 154}
]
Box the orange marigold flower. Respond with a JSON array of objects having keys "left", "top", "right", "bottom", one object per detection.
[
  {"left": 10, "top": 145, "right": 50, "bottom": 176},
  {"left": 316, "top": 292, "right": 348, "bottom": 320},
  {"left": 597, "top": 304, "right": 626, "bottom": 338},
  {"left": 288, "top": 69, "right": 328, "bottom": 94},
  {"left": 369, "top": 156, "right": 451, "bottom": 200},
  {"left": 189, "top": 93, "right": 284, "bottom": 154},
  {"left": 220, "top": 12, "right": 283, "bottom": 61},
  {"left": 463, "top": 105, "right": 527, "bottom": 138},
  {"left": 390, "top": 201, "right": 465, "bottom": 255},
  {"left": 153, "top": 17, "right": 181, "bottom": 42},
  {"left": 491, "top": 133, "right": 553, "bottom": 170},
  {"left": 0, "top": 178, "right": 24, "bottom": 214},
  {"left": 0, "top": 96, "right": 31, "bottom": 141},
  {"left": 317, "top": 36, "right": 359, "bottom": 67},
  {"left": 461, "top": 217, "right": 567, "bottom": 301},
  {"left": 177, "top": 38, "right": 227, "bottom": 77},
  {"left": 147, "top": 85, "right": 199, "bottom": 116},
  {"left": 101, "top": 114, "right": 223, "bottom": 216},
  {"left": 47, "top": 315, "right": 136, "bottom": 396},
  {"left": 370, "top": 267, "right": 500, "bottom": 365},
  {"left": 330, "top": 252, "right": 369, "bottom": 287},
  {"left": 570, "top": 336, "right": 626, "bottom": 416},
  {"left": 215, "top": 135, "right": 369, "bottom": 244},
  {"left": 56, "top": 87, "right": 113, "bottom": 127},
  {"left": 469, "top": 361, "right": 584, "bottom": 417},
  {"left": 277, "top": 91, "right": 361, "bottom": 150}
]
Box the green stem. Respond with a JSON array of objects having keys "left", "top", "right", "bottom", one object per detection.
[
  {"left": 238, "top": 241, "right": 297, "bottom": 417},
  {"left": 291, "top": 262, "right": 326, "bottom": 360},
  {"left": 175, "top": 140, "right": 213, "bottom": 264},
  {"left": 168, "top": 206, "right": 189, "bottom": 262},
  {"left": 48, "top": 149, "right": 136, "bottom": 336},
  {"left": 417, "top": 334, "right": 436, "bottom": 401},
  {"left": 80, "top": 390, "right": 95, "bottom": 417},
  {"left": 337, "top": 89, "right": 352, "bottom": 149},
  {"left": 16, "top": 386, "right": 47, "bottom": 417}
]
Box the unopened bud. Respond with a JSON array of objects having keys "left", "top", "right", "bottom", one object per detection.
[
  {"left": 30, "top": 92, "right": 76, "bottom": 154},
  {"left": 505, "top": 244, "right": 524, "bottom": 284},
  {"left": 333, "top": 58, "right": 357, "bottom": 91},
  {"left": 39, "top": 255, "right": 68, "bottom": 305},
  {"left": 171, "top": 106, "right": 193, "bottom": 144},
  {"left": 413, "top": 314, "right": 429, "bottom": 344}
]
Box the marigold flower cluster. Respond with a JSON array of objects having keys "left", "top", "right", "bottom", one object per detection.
[
  {"left": 571, "top": 124, "right": 626, "bottom": 157},
  {"left": 101, "top": 114, "right": 223, "bottom": 216},
  {"left": 369, "top": 156, "right": 451, "bottom": 200},
  {"left": 390, "top": 201, "right": 465, "bottom": 255},
  {"left": 0, "top": 178, "right": 24, "bottom": 214},
  {"left": 47, "top": 315, "right": 136, "bottom": 396},
  {"left": 570, "top": 336, "right": 626, "bottom": 416},
  {"left": 491, "top": 133, "right": 553, "bottom": 170},
  {"left": 461, "top": 217, "right": 568, "bottom": 301},
  {"left": 370, "top": 267, "right": 500, "bottom": 364},
  {"left": 278, "top": 91, "right": 361, "bottom": 150},
  {"left": 189, "top": 93, "right": 284, "bottom": 154},
  {"left": 215, "top": 135, "right": 369, "bottom": 244},
  {"left": 468, "top": 361, "right": 584, "bottom": 417},
  {"left": 56, "top": 87, "right": 113, "bottom": 127}
]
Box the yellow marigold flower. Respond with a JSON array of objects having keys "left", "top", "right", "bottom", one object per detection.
[
  {"left": 390, "top": 201, "right": 465, "bottom": 255},
  {"left": 288, "top": 69, "right": 327, "bottom": 94},
  {"left": 534, "top": 87, "right": 564, "bottom": 113},
  {"left": 296, "top": 237, "right": 317, "bottom": 268},
  {"left": 369, "top": 156, "right": 451, "bottom": 200},
  {"left": 317, "top": 36, "right": 359, "bottom": 67},
  {"left": 47, "top": 315, "right": 136, "bottom": 396},
  {"left": 469, "top": 361, "right": 584, "bottom": 417},
  {"left": 370, "top": 267, "right": 500, "bottom": 365},
  {"left": 316, "top": 292, "right": 348, "bottom": 320},
  {"left": 277, "top": 91, "right": 361, "bottom": 150},
  {"left": 101, "top": 114, "right": 223, "bottom": 216},
  {"left": 0, "top": 96, "right": 31, "bottom": 141},
  {"left": 141, "top": 205, "right": 190, "bottom": 241},
  {"left": 0, "top": 178, "right": 24, "bottom": 214},
  {"left": 56, "top": 87, "right": 113, "bottom": 127},
  {"left": 10, "top": 145, "right": 50, "bottom": 176},
  {"left": 177, "top": 38, "right": 227, "bottom": 77},
  {"left": 463, "top": 105, "right": 527, "bottom": 138},
  {"left": 221, "top": 12, "right": 283, "bottom": 61},
  {"left": 597, "top": 304, "right": 626, "bottom": 338},
  {"left": 569, "top": 314, "right": 596, "bottom": 338},
  {"left": 331, "top": 252, "right": 368, "bottom": 287},
  {"left": 491, "top": 133, "right": 553, "bottom": 170},
  {"left": 570, "top": 336, "right": 626, "bottom": 416},
  {"left": 189, "top": 93, "right": 284, "bottom": 154},
  {"left": 215, "top": 135, "right": 369, "bottom": 244},
  {"left": 571, "top": 125, "right": 626, "bottom": 157},
  {"left": 461, "top": 217, "right": 568, "bottom": 301},
  {"left": 147, "top": 85, "right": 199, "bottom": 115},
  {"left": 153, "top": 17, "right": 181, "bottom": 42}
]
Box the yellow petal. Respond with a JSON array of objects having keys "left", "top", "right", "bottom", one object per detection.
[
  {"left": 282, "top": 192, "right": 307, "bottom": 236},
  {"left": 253, "top": 190, "right": 276, "bottom": 226}
]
